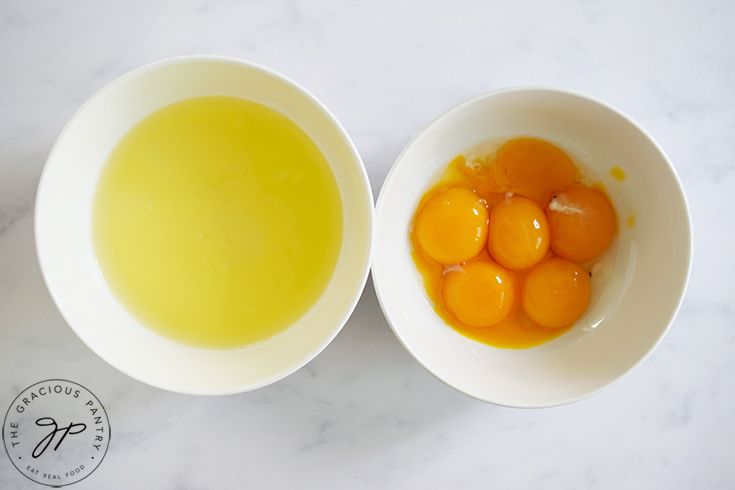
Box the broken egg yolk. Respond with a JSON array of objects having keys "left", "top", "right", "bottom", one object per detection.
[
  {"left": 414, "top": 187, "right": 489, "bottom": 264},
  {"left": 488, "top": 196, "right": 549, "bottom": 270},
  {"left": 442, "top": 259, "right": 514, "bottom": 328},
  {"left": 410, "top": 136, "right": 619, "bottom": 349},
  {"left": 521, "top": 257, "right": 591, "bottom": 329},
  {"left": 546, "top": 187, "right": 615, "bottom": 263}
]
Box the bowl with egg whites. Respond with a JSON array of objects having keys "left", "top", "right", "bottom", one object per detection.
[
  {"left": 373, "top": 87, "right": 692, "bottom": 408},
  {"left": 35, "top": 56, "right": 373, "bottom": 395}
]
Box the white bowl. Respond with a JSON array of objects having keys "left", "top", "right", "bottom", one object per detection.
[
  {"left": 373, "top": 87, "right": 692, "bottom": 408},
  {"left": 36, "top": 56, "right": 373, "bottom": 395}
]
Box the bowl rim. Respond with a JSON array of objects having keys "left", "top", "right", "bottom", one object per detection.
[
  {"left": 372, "top": 85, "right": 693, "bottom": 408},
  {"left": 34, "top": 54, "right": 375, "bottom": 395}
]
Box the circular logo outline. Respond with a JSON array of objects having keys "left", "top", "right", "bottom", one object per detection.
[{"left": 3, "top": 379, "right": 111, "bottom": 487}]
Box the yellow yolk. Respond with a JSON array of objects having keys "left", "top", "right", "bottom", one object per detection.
[
  {"left": 626, "top": 212, "right": 638, "bottom": 228},
  {"left": 409, "top": 136, "right": 618, "bottom": 349},
  {"left": 610, "top": 166, "right": 627, "bottom": 181},
  {"left": 546, "top": 187, "right": 615, "bottom": 263},
  {"left": 521, "top": 257, "right": 591, "bottom": 328},
  {"left": 414, "top": 187, "right": 489, "bottom": 264},
  {"left": 442, "top": 259, "right": 514, "bottom": 327},
  {"left": 494, "top": 137, "right": 577, "bottom": 206},
  {"left": 487, "top": 196, "right": 549, "bottom": 270}
]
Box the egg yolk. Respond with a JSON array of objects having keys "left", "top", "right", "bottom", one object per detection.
[
  {"left": 409, "top": 137, "right": 619, "bottom": 349},
  {"left": 494, "top": 137, "right": 577, "bottom": 206},
  {"left": 521, "top": 257, "right": 591, "bottom": 328},
  {"left": 487, "top": 196, "right": 550, "bottom": 270},
  {"left": 442, "top": 260, "right": 514, "bottom": 327},
  {"left": 414, "top": 187, "right": 489, "bottom": 264},
  {"left": 546, "top": 187, "right": 615, "bottom": 262}
]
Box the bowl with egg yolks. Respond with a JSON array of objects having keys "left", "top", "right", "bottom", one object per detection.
[
  {"left": 35, "top": 56, "right": 373, "bottom": 395},
  {"left": 374, "top": 87, "right": 692, "bottom": 408}
]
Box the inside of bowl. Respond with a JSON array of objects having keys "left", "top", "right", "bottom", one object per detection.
[
  {"left": 374, "top": 88, "right": 691, "bottom": 407},
  {"left": 36, "top": 57, "right": 372, "bottom": 394}
]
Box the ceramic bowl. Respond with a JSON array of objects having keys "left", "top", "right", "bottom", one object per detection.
[
  {"left": 36, "top": 56, "right": 373, "bottom": 395},
  {"left": 373, "top": 87, "right": 692, "bottom": 408}
]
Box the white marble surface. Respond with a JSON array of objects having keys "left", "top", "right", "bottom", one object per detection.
[{"left": 1, "top": 1, "right": 732, "bottom": 488}]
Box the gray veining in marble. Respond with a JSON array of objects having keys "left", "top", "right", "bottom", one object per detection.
[{"left": 1, "top": 1, "right": 734, "bottom": 488}]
